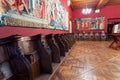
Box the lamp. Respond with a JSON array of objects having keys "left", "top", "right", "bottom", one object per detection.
[
  {"left": 82, "top": 2, "right": 92, "bottom": 15},
  {"left": 82, "top": 8, "right": 92, "bottom": 14}
]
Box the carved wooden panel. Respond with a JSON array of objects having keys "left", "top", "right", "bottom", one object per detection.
[
  {"left": 0, "top": 46, "right": 13, "bottom": 80},
  {"left": 19, "top": 37, "right": 41, "bottom": 78},
  {"left": 54, "top": 34, "right": 65, "bottom": 56},
  {"left": 0, "top": 35, "right": 33, "bottom": 80},
  {"left": 41, "top": 35, "right": 49, "bottom": 48},
  {"left": 31, "top": 60, "right": 40, "bottom": 78},
  {"left": 46, "top": 34, "right": 61, "bottom": 63},
  {"left": 0, "top": 46, "right": 8, "bottom": 63},
  {"left": 20, "top": 37, "right": 35, "bottom": 54},
  {"left": 0, "top": 62, "right": 13, "bottom": 80}
]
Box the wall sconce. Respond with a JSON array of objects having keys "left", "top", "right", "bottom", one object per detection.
[
  {"left": 95, "top": 9, "right": 100, "bottom": 13},
  {"left": 67, "top": 0, "right": 71, "bottom": 6}
]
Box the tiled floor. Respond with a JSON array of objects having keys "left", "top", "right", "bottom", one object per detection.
[{"left": 51, "top": 41, "right": 120, "bottom": 80}]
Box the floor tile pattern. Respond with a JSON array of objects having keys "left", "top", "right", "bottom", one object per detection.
[{"left": 51, "top": 41, "right": 120, "bottom": 80}]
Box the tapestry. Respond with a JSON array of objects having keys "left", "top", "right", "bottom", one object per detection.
[
  {"left": 45, "top": 0, "right": 68, "bottom": 30},
  {"left": 0, "top": 0, "right": 68, "bottom": 30},
  {"left": 74, "top": 17, "right": 105, "bottom": 30}
]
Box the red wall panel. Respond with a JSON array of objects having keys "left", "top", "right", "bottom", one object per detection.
[
  {"left": 0, "top": 26, "right": 68, "bottom": 38},
  {"left": 72, "top": 5, "right": 120, "bottom": 32}
]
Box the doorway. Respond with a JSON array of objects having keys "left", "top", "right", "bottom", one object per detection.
[{"left": 107, "top": 18, "right": 120, "bottom": 40}]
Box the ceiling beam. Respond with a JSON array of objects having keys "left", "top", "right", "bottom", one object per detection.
[
  {"left": 72, "top": 3, "right": 97, "bottom": 6},
  {"left": 96, "top": 0, "right": 109, "bottom": 9}
]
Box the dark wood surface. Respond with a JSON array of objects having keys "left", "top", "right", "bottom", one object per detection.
[
  {"left": 0, "top": 33, "right": 76, "bottom": 80},
  {"left": 0, "top": 35, "right": 33, "bottom": 80},
  {"left": 54, "top": 34, "right": 65, "bottom": 56},
  {"left": 46, "top": 34, "right": 61, "bottom": 63},
  {"left": 109, "top": 33, "right": 120, "bottom": 49},
  {"left": 30, "top": 34, "right": 53, "bottom": 74}
]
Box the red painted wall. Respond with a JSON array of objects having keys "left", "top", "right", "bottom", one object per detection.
[
  {"left": 72, "top": 5, "right": 120, "bottom": 33},
  {"left": 0, "top": 27, "right": 69, "bottom": 38},
  {"left": 0, "top": 0, "right": 72, "bottom": 38}
]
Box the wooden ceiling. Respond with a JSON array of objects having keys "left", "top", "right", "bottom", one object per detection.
[{"left": 71, "top": 0, "right": 120, "bottom": 9}]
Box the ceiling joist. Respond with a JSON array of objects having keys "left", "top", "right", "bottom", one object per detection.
[
  {"left": 70, "top": 0, "right": 120, "bottom": 10},
  {"left": 96, "top": 0, "right": 110, "bottom": 9}
]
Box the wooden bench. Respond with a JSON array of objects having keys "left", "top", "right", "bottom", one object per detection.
[{"left": 0, "top": 35, "right": 33, "bottom": 80}]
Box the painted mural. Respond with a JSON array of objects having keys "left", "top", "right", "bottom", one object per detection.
[
  {"left": 74, "top": 17, "right": 105, "bottom": 30},
  {"left": 0, "top": 0, "right": 68, "bottom": 30},
  {"left": 45, "top": 0, "right": 68, "bottom": 30}
]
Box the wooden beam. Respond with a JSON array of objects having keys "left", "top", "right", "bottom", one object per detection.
[{"left": 96, "top": 0, "right": 109, "bottom": 9}]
